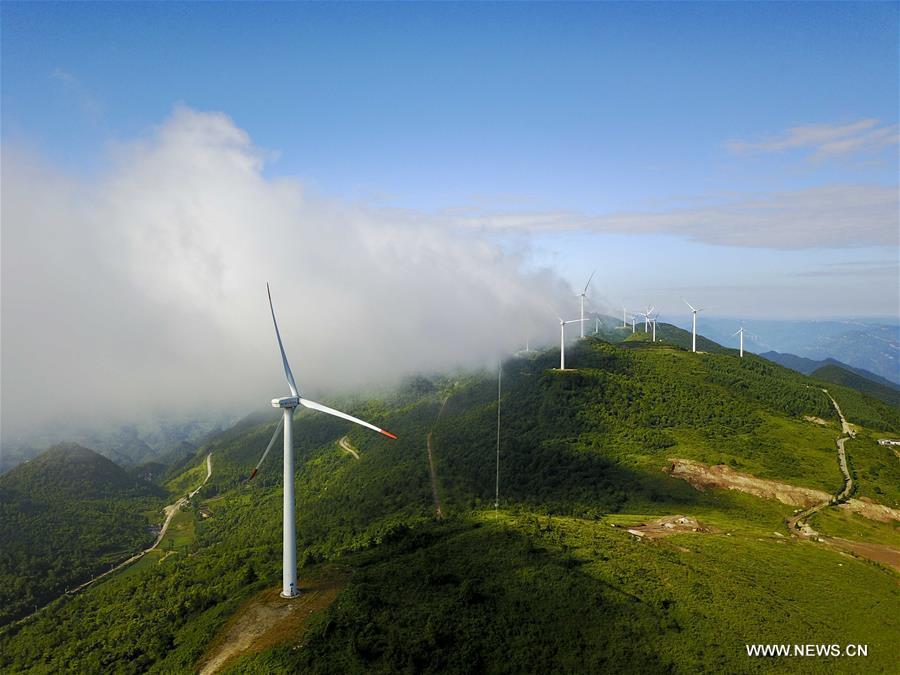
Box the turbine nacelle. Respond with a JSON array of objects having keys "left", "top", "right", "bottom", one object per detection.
[{"left": 272, "top": 396, "right": 300, "bottom": 408}]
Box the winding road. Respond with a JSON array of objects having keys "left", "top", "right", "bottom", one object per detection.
[
  {"left": 69, "top": 453, "right": 213, "bottom": 594},
  {"left": 3, "top": 453, "right": 213, "bottom": 631},
  {"left": 788, "top": 391, "right": 853, "bottom": 535},
  {"left": 426, "top": 397, "right": 449, "bottom": 520},
  {"left": 337, "top": 436, "right": 360, "bottom": 460}
]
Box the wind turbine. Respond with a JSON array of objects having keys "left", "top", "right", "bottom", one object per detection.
[
  {"left": 732, "top": 326, "right": 746, "bottom": 357},
  {"left": 683, "top": 299, "right": 704, "bottom": 353},
  {"left": 731, "top": 324, "right": 756, "bottom": 358},
  {"left": 622, "top": 307, "right": 628, "bottom": 328},
  {"left": 577, "top": 269, "right": 596, "bottom": 338},
  {"left": 261, "top": 284, "right": 397, "bottom": 599},
  {"left": 594, "top": 317, "right": 600, "bottom": 335},
  {"left": 640, "top": 305, "right": 655, "bottom": 333},
  {"left": 650, "top": 309, "right": 662, "bottom": 342},
  {"left": 631, "top": 314, "right": 638, "bottom": 334},
  {"left": 556, "top": 314, "right": 587, "bottom": 369}
]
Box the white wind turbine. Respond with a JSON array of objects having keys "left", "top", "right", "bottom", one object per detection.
[
  {"left": 640, "top": 305, "right": 655, "bottom": 333},
  {"left": 621, "top": 307, "right": 628, "bottom": 328},
  {"left": 259, "top": 284, "right": 397, "bottom": 599},
  {"left": 631, "top": 314, "right": 638, "bottom": 334},
  {"left": 650, "top": 309, "right": 662, "bottom": 342},
  {"left": 556, "top": 313, "right": 587, "bottom": 370},
  {"left": 683, "top": 299, "right": 704, "bottom": 353},
  {"left": 731, "top": 324, "right": 756, "bottom": 358},
  {"left": 577, "top": 269, "right": 596, "bottom": 338}
]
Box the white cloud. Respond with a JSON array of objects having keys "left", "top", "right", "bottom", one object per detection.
[
  {"left": 447, "top": 184, "right": 900, "bottom": 249},
  {"left": 1, "top": 106, "right": 578, "bottom": 439},
  {"left": 726, "top": 118, "right": 899, "bottom": 161}
]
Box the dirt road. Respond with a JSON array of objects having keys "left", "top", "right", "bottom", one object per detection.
[
  {"left": 70, "top": 453, "right": 213, "bottom": 594},
  {"left": 3, "top": 453, "right": 214, "bottom": 631},
  {"left": 787, "top": 391, "right": 854, "bottom": 535},
  {"left": 338, "top": 436, "right": 360, "bottom": 460},
  {"left": 426, "top": 397, "right": 450, "bottom": 520},
  {"left": 822, "top": 389, "right": 854, "bottom": 501}
]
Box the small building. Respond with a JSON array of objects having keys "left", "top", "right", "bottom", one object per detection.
[{"left": 877, "top": 439, "right": 900, "bottom": 447}]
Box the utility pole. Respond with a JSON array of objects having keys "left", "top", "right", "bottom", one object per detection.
[{"left": 495, "top": 360, "right": 501, "bottom": 510}]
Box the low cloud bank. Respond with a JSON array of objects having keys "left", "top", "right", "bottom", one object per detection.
[{"left": 1, "top": 107, "right": 578, "bottom": 440}]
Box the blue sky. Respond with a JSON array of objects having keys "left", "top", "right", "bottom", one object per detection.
[{"left": 2, "top": 1, "right": 898, "bottom": 319}]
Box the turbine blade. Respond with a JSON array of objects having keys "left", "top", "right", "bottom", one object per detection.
[
  {"left": 545, "top": 302, "right": 564, "bottom": 322},
  {"left": 730, "top": 329, "right": 741, "bottom": 337},
  {"left": 246, "top": 415, "right": 285, "bottom": 482},
  {"left": 299, "top": 398, "right": 398, "bottom": 439},
  {"left": 267, "top": 283, "right": 299, "bottom": 397},
  {"left": 583, "top": 268, "right": 596, "bottom": 294},
  {"left": 683, "top": 299, "right": 696, "bottom": 312}
]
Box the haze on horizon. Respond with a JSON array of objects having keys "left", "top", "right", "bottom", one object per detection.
[{"left": 1, "top": 2, "right": 898, "bottom": 444}]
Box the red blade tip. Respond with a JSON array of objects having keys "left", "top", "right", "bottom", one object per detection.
[{"left": 380, "top": 429, "right": 398, "bottom": 440}]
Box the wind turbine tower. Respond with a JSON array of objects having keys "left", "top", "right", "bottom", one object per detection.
[
  {"left": 557, "top": 315, "right": 587, "bottom": 369},
  {"left": 577, "top": 270, "right": 596, "bottom": 338},
  {"left": 264, "top": 284, "right": 397, "bottom": 598},
  {"left": 731, "top": 325, "right": 754, "bottom": 358},
  {"left": 640, "top": 305, "right": 654, "bottom": 333},
  {"left": 683, "top": 300, "right": 704, "bottom": 353}
]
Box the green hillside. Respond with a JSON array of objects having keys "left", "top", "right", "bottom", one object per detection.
[
  {"left": 811, "top": 363, "right": 900, "bottom": 407},
  {"left": 0, "top": 445, "right": 165, "bottom": 626},
  {"left": 2, "top": 443, "right": 165, "bottom": 500},
  {"left": 2, "top": 338, "right": 898, "bottom": 672}
]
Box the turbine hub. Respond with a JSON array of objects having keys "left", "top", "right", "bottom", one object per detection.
[{"left": 272, "top": 396, "right": 300, "bottom": 408}]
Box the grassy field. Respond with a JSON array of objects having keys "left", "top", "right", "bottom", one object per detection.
[
  {"left": 842, "top": 433, "right": 900, "bottom": 507},
  {"left": 164, "top": 458, "right": 207, "bottom": 497},
  {"left": 808, "top": 508, "right": 900, "bottom": 549},
  {"left": 234, "top": 509, "right": 899, "bottom": 674}
]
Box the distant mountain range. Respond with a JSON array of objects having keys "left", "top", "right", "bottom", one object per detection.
[
  {"left": 760, "top": 351, "right": 900, "bottom": 406},
  {"left": 1, "top": 443, "right": 165, "bottom": 500},
  {"left": 0, "top": 415, "right": 235, "bottom": 476},
  {"left": 669, "top": 317, "right": 899, "bottom": 385}
]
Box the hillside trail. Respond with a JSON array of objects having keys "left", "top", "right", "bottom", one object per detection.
[
  {"left": 787, "top": 390, "right": 854, "bottom": 536},
  {"left": 3, "top": 453, "right": 213, "bottom": 632},
  {"left": 197, "top": 566, "right": 350, "bottom": 674},
  {"left": 337, "top": 436, "right": 360, "bottom": 460},
  {"left": 426, "top": 396, "right": 450, "bottom": 520}
]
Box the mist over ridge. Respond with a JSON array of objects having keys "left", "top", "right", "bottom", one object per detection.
[{"left": 1, "top": 106, "right": 583, "bottom": 445}]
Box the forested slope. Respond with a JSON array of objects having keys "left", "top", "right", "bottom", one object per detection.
[
  {"left": 2, "top": 337, "right": 898, "bottom": 672},
  {"left": 0, "top": 445, "right": 165, "bottom": 626}
]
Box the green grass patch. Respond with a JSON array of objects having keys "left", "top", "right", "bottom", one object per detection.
[{"left": 808, "top": 508, "right": 900, "bottom": 548}]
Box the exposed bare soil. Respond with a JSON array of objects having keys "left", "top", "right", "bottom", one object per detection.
[
  {"left": 839, "top": 498, "right": 900, "bottom": 523},
  {"left": 829, "top": 538, "right": 900, "bottom": 573},
  {"left": 803, "top": 416, "right": 828, "bottom": 426},
  {"left": 197, "top": 566, "right": 350, "bottom": 674},
  {"left": 623, "top": 515, "right": 715, "bottom": 540},
  {"left": 665, "top": 458, "right": 831, "bottom": 508}
]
